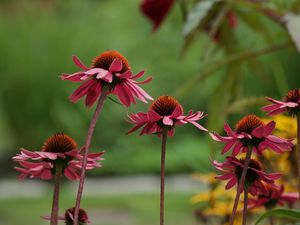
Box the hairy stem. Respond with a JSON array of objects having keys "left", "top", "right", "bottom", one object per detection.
[
  {"left": 229, "top": 147, "right": 253, "bottom": 225},
  {"left": 297, "top": 115, "right": 300, "bottom": 207},
  {"left": 160, "top": 129, "right": 168, "bottom": 225},
  {"left": 50, "top": 165, "right": 62, "bottom": 225},
  {"left": 242, "top": 185, "right": 249, "bottom": 225},
  {"left": 73, "top": 89, "right": 108, "bottom": 225}
]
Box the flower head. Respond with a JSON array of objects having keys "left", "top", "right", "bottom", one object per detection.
[
  {"left": 13, "top": 133, "right": 104, "bottom": 180},
  {"left": 262, "top": 89, "right": 300, "bottom": 116},
  {"left": 213, "top": 157, "right": 281, "bottom": 196},
  {"left": 65, "top": 207, "right": 90, "bottom": 225},
  {"left": 248, "top": 184, "right": 298, "bottom": 209},
  {"left": 210, "top": 114, "right": 293, "bottom": 156},
  {"left": 62, "top": 50, "right": 153, "bottom": 107},
  {"left": 140, "top": 0, "right": 175, "bottom": 31},
  {"left": 127, "top": 95, "right": 207, "bottom": 136}
]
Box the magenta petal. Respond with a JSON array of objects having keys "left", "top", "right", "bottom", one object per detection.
[
  {"left": 109, "top": 58, "right": 123, "bottom": 72},
  {"left": 131, "top": 70, "right": 145, "bottom": 79},
  {"left": 85, "top": 81, "right": 102, "bottom": 108},
  {"left": 252, "top": 125, "right": 264, "bottom": 138},
  {"left": 72, "top": 55, "right": 89, "bottom": 71},
  {"left": 263, "top": 121, "right": 275, "bottom": 136},
  {"left": 69, "top": 79, "right": 96, "bottom": 103},
  {"left": 225, "top": 178, "right": 236, "bottom": 189}
]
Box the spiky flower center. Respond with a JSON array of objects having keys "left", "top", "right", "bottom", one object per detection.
[
  {"left": 42, "top": 133, "right": 77, "bottom": 153},
  {"left": 235, "top": 158, "right": 262, "bottom": 185},
  {"left": 236, "top": 115, "right": 263, "bottom": 134},
  {"left": 284, "top": 89, "right": 300, "bottom": 103},
  {"left": 92, "top": 50, "right": 130, "bottom": 73},
  {"left": 151, "top": 95, "right": 182, "bottom": 116},
  {"left": 65, "top": 207, "right": 89, "bottom": 225}
]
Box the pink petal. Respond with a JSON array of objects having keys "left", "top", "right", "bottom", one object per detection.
[
  {"left": 225, "top": 178, "right": 237, "bottom": 189},
  {"left": 69, "top": 79, "right": 96, "bottom": 103},
  {"left": 263, "top": 121, "right": 276, "bottom": 136},
  {"left": 85, "top": 81, "right": 103, "bottom": 108},
  {"left": 131, "top": 70, "right": 145, "bottom": 80},
  {"left": 252, "top": 125, "right": 264, "bottom": 138},
  {"left": 162, "top": 116, "right": 173, "bottom": 126},
  {"left": 109, "top": 58, "right": 122, "bottom": 72},
  {"left": 72, "top": 55, "right": 89, "bottom": 70}
]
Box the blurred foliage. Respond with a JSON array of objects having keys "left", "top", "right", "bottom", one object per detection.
[{"left": 1, "top": 0, "right": 300, "bottom": 176}]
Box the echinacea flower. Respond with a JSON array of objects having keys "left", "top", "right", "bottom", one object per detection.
[
  {"left": 61, "top": 50, "right": 153, "bottom": 107},
  {"left": 210, "top": 114, "right": 293, "bottom": 156},
  {"left": 127, "top": 95, "right": 207, "bottom": 136},
  {"left": 140, "top": 0, "right": 174, "bottom": 31},
  {"left": 65, "top": 207, "right": 90, "bottom": 225},
  {"left": 213, "top": 156, "right": 281, "bottom": 196},
  {"left": 248, "top": 184, "right": 298, "bottom": 209},
  {"left": 42, "top": 207, "right": 90, "bottom": 225},
  {"left": 13, "top": 133, "right": 104, "bottom": 180},
  {"left": 262, "top": 89, "right": 300, "bottom": 116}
]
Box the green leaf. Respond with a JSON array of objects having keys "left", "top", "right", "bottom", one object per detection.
[
  {"left": 284, "top": 13, "right": 300, "bottom": 52},
  {"left": 255, "top": 208, "right": 300, "bottom": 225},
  {"left": 182, "top": 0, "right": 220, "bottom": 37}
]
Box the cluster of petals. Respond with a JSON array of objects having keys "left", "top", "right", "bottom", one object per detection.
[
  {"left": 61, "top": 55, "right": 152, "bottom": 107},
  {"left": 209, "top": 121, "right": 293, "bottom": 156},
  {"left": 42, "top": 207, "right": 90, "bottom": 224},
  {"left": 13, "top": 148, "right": 104, "bottom": 180},
  {"left": 127, "top": 105, "right": 207, "bottom": 136},
  {"left": 248, "top": 184, "right": 298, "bottom": 209},
  {"left": 213, "top": 157, "right": 281, "bottom": 196},
  {"left": 262, "top": 97, "right": 300, "bottom": 116},
  {"left": 140, "top": 0, "right": 174, "bottom": 31}
]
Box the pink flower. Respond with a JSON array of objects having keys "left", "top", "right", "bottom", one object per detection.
[
  {"left": 248, "top": 184, "right": 298, "bottom": 209},
  {"left": 140, "top": 0, "right": 174, "bottom": 31},
  {"left": 42, "top": 207, "right": 90, "bottom": 225},
  {"left": 210, "top": 115, "right": 293, "bottom": 156},
  {"left": 13, "top": 133, "right": 104, "bottom": 181},
  {"left": 213, "top": 157, "right": 281, "bottom": 196},
  {"left": 127, "top": 95, "right": 207, "bottom": 136},
  {"left": 62, "top": 50, "right": 153, "bottom": 107},
  {"left": 262, "top": 89, "right": 300, "bottom": 116}
]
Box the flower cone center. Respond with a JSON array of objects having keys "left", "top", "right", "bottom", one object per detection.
[
  {"left": 284, "top": 89, "right": 300, "bottom": 103},
  {"left": 151, "top": 95, "right": 181, "bottom": 116},
  {"left": 92, "top": 50, "right": 130, "bottom": 73},
  {"left": 236, "top": 115, "right": 263, "bottom": 134},
  {"left": 42, "top": 133, "right": 77, "bottom": 153}
]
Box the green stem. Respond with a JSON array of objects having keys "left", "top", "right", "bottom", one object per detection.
[
  {"left": 242, "top": 185, "right": 249, "bottom": 225},
  {"left": 297, "top": 115, "right": 300, "bottom": 207},
  {"left": 50, "top": 164, "right": 62, "bottom": 225},
  {"left": 160, "top": 128, "right": 168, "bottom": 225},
  {"left": 229, "top": 147, "right": 253, "bottom": 225}
]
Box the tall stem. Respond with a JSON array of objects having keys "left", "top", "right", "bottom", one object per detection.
[
  {"left": 242, "top": 185, "right": 249, "bottom": 225},
  {"left": 229, "top": 147, "right": 253, "bottom": 225},
  {"left": 297, "top": 115, "right": 300, "bottom": 207},
  {"left": 160, "top": 129, "right": 168, "bottom": 225},
  {"left": 73, "top": 89, "right": 108, "bottom": 225},
  {"left": 50, "top": 164, "right": 62, "bottom": 225}
]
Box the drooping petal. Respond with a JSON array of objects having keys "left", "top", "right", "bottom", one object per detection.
[
  {"left": 72, "top": 55, "right": 90, "bottom": 71},
  {"left": 69, "top": 79, "right": 96, "bottom": 103}
]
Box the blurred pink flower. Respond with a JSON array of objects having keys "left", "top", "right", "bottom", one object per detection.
[
  {"left": 42, "top": 207, "right": 90, "bottom": 225},
  {"left": 213, "top": 156, "right": 281, "bottom": 196},
  {"left": 62, "top": 50, "right": 153, "bottom": 107},
  {"left": 13, "top": 133, "right": 104, "bottom": 180},
  {"left": 210, "top": 115, "right": 293, "bottom": 156},
  {"left": 248, "top": 184, "right": 298, "bottom": 209},
  {"left": 262, "top": 89, "right": 300, "bottom": 116},
  {"left": 140, "top": 0, "right": 174, "bottom": 31},
  {"left": 127, "top": 95, "right": 207, "bottom": 136}
]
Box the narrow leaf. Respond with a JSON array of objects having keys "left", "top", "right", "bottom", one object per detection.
[
  {"left": 182, "top": 0, "right": 220, "bottom": 37},
  {"left": 284, "top": 13, "right": 300, "bottom": 52},
  {"left": 255, "top": 208, "right": 300, "bottom": 225}
]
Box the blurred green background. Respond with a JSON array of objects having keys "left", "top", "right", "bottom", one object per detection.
[{"left": 0, "top": 0, "right": 300, "bottom": 224}]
